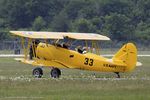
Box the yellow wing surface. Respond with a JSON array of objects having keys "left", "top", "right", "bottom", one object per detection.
[
  {"left": 15, "top": 58, "right": 71, "bottom": 69},
  {"left": 10, "top": 31, "right": 110, "bottom": 40}
]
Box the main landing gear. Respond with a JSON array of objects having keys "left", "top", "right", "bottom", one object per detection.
[
  {"left": 32, "top": 67, "right": 43, "bottom": 78},
  {"left": 32, "top": 67, "right": 61, "bottom": 78},
  {"left": 50, "top": 68, "right": 61, "bottom": 78}
]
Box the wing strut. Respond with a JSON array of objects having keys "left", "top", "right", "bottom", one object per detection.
[
  {"left": 91, "top": 41, "right": 100, "bottom": 55},
  {"left": 27, "top": 38, "right": 32, "bottom": 59},
  {"left": 85, "top": 40, "right": 89, "bottom": 52},
  {"left": 21, "top": 37, "right": 36, "bottom": 60}
]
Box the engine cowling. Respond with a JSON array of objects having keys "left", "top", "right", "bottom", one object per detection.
[{"left": 36, "top": 43, "right": 54, "bottom": 60}]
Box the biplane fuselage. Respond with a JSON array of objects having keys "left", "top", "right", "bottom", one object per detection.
[{"left": 36, "top": 43, "right": 128, "bottom": 72}]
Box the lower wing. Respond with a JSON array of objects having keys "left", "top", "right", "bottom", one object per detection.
[{"left": 14, "top": 58, "right": 70, "bottom": 69}]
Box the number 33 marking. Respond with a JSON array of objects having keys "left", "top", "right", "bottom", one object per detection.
[{"left": 84, "top": 58, "right": 94, "bottom": 66}]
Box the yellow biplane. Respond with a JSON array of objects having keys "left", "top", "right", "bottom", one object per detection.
[{"left": 10, "top": 31, "right": 141, "bottom": 78}]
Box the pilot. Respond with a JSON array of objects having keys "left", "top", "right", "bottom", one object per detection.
[
  {"left": 75, "top": 46, "right": 81, "bottom": 53},
  {"left": 75, "top": 46, "right": 87, "bottom": 54},
  {"left": 82, "top": 47, "right": 87, "bottom": 54},
  {"left": 55, "top": 43, "right": 62, "bottom": 47},
  {"left": 61, "top": 42, "right": 70, "bottom": 49}
]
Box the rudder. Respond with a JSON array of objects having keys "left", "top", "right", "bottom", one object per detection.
[{"left": 112, "top": 43, "right": 137, "bottom": 72}]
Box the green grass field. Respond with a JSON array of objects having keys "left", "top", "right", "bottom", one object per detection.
[{"left": 0, "top": 57, "right": 150, "bottom": 100}]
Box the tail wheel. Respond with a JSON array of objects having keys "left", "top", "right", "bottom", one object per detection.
[
  {"left": 114, "top": 72, "right": 120, "bottom": 78},
  {"left": 50, "top": 68, "right": 61, "bottom": 78},
  {"left": 32, "top": 67, "right": 43, "bottom": 78}
]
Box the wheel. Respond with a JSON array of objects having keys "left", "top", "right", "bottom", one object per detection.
[
  {"left": 50, "top": 68, "right": 61, "bottom": 78},
  {"left": 114, "top": 72, "right": 120, "bottom": 78},
  {"left": 32, "top": 67, "right": 43, "bottom": 78}
]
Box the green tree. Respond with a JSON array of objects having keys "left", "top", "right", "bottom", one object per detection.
[
  {"left": 135, "top": 21, "right": 150, "bottom": 44},
  {"left": 103, "top": 13, "right": 134, "bottom": 40},
  {"left": 32, "top": 16, "right": 46, "bottom": 31},
  {"left": 0, "top": 28, "right": 11, "bottom": 40},
  {"left": 0, "top": 0, "right": 149, "bottom": 44},
  {"left": 73, "top": 18, "right": 96, "bottom": 33},
  {"left": 2, "top": 0, "right": 31, "bottom": 28},
  {"left": 51, "top": 11, "right": 69, "bottom": 32}
]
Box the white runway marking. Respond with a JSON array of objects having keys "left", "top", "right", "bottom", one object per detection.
[
  {"left": 0, "top": 54, "right": 150, "bottom": 57},
  {"left": 0, "top": 54, "right": 24, "bottom": 57}
]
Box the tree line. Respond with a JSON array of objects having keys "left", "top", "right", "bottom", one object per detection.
[{"left": 0, "top": 0, "right": 149, "bottom": 45}]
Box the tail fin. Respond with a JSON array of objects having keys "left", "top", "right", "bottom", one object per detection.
[{"left": 113, "top": 43, "right": 137, "bottom": 72}]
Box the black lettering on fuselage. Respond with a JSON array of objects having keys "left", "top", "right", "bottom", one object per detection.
[
  {"left": 103, "top": 64, "right": 126, "bottom": 71},
  {"left": 103, "top": 64, "right": 124, "bottom": 69},
  {"left": 84, "top": 58, "right": 94, "bottom": 66}
]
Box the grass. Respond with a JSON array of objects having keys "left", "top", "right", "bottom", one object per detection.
[{"left": 0, "top": 57, "right": 150, "bottom": 100}]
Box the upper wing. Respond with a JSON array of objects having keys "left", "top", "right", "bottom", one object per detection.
[
  {"left": 10, "top": 31, "right": 63, "bottom": 39},
  {"left": 10, "top": 31, "right": 110, "bottom": 40}
]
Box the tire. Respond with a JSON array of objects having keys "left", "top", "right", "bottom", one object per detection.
[
  {"left": 32, "top": 67, "right": 43, "bottom": 78},
  {"left": 50, "top": 68, "right": 61, "bottom": 78}
]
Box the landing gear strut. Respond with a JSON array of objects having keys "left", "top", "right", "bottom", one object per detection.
[
  {"left": 50, "top": 68, "right": 61, "bottom": 78},
  {"left": 32, "top": 67, "right": 43, "bottom": 78},
  {"left": 115, "top": 72, "right": 120, "bottom": 78}
]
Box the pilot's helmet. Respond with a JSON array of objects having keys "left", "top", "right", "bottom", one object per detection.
[
  {"left": 34, "top": 40, "right": 40, "bottom": 45},
  {"left": 82, "top": 47, "right": 87, "bottom": 50}
]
